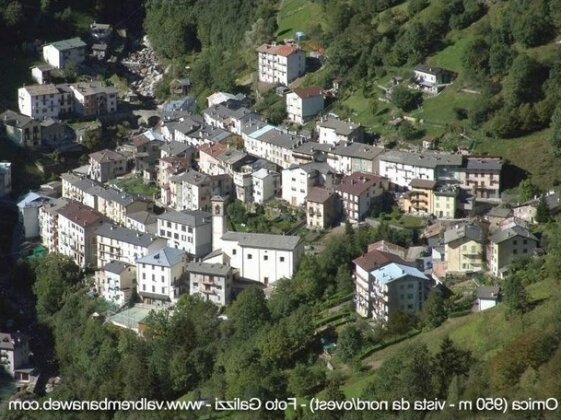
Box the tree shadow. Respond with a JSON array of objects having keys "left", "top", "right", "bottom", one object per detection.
[
  {"left": 277, "top": 28, "right": 292, "bottom": 38},
  {"left": 502, "top": 163, "right": 528, "bottom": 191}
]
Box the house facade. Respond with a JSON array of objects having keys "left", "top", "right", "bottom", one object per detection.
[
  {"left": 306, "top": 187, "right": 340, "bottom": 230},
  {"left": 286, "top": 86, "right": 324, "bottom": 125},
  {"left": 487, "top": 225, "right": 538, "bottom": 277},
  {"left": 464, "top": 157, "right": 502, "bottom": 200},
  {"left": 244, "top": 124, "right": 308, "bottom": 169},
  {"left": 137, "top": 247, "right": 189, "bottom": 306},
  {"left": 317, "top": 116, "right": 364, "bottom": 146},
  {"left": 252, "top": 168, "right": 280, "bottom": 204},
  {"left": 42, "top": 37, "right": 86, "bottom": 69},
  {"left": 336, "top": 172, "right": 389, "bottom": 223},
  {"left": 70, "top": 82, "right": 117, "bottom": 116},
  {"left": 444, "top": 223, "right": 486, "bottom": 274},
  {"left": 187, "top": 261, "right": 233, "bottom": 306},
  {"left": 95, "top": 261, "right": 135, "bottom": 306},
  {"left": 0, "top": 110, "right": 42, "bottom": 149},
  {"left": 257, "top": 43, "right": 306, "bottom": 85},
  {"left": 156, "top": 210, "right": 212, "bottom": 258},
  {"left": 282, "top": 162, "right": 338, "bottom": 207},
  {"left": 88, "top": 149, "right": 128, "bottom": 183}
]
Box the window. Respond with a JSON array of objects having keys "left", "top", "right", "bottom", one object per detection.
[
  {"left": 513, "top": 249, "right": 517, "bottom": 254},
  {"left": 523, "top": 239, "right": 527, "bottom": 245},
  {"left": 233, "top": 249, "right": 236, "bottom": 255},
  {"left": 280, "top": 256, "right": 285, "bottom": 262},
  {"left": 264, "top": 255, "right": 268, "bottom": 261},
  {"left": 523, "top": 248, "right": 527, "bottom": 253},
  {"left": 167, "top": 221, "right": 171, "bottom": 228},
  {"left": 152, "top": 285, "right": 155, "bottom": 292},
  {"left": 248, "top": 254, "right": 253, "bottom": 260},
  {"left": 181, "top": 226, "right": 186, "bottom": 232},
  {"left": 142, "top": 273, "right": 146, "bottom": 280},
  {"left": 161, "top": 275, "right": 165, "bottom": 282},
  {"left": 513, "top": 240, "right": 517, "bottom": 245}
]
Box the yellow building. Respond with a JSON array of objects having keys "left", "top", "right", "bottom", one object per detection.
[
  {"left": 444, "top": 223, "right": 486, "bottom": 273},
  {"left": 400, "top": 179, "right": 436, "bottom": 214},
  {"left": 433, "top": 185, "right": 459, "bottom": 219}
]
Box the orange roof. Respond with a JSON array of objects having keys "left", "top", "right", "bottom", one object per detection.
[
  {"left": 257, "top": 43, "right": 300, "bottom": 57},
  {"left": 293, "top": 86, "right": 322, "bottom": 99},
  {"left": 199, "top": 142, "right": 228, "bottom": 158},
  {"left": 275, "top": 44, "right": 297, "bottom": 57},
  {"left": 57, "top": 200, "right": 104, "bottom": 228}
]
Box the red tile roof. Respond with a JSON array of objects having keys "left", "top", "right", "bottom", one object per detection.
[
  {"left": 199, "top": 142, "right": 228, "bottom": 158},
  {"left": 131, "top": 134, "right": 150, "bottom": 147},
  {"left": 57, "top": 200, "right": 104, "bottom": 228},
  {"left": 367, "top": 240, "right": 407, "bottom": 259},
  {"left": 257, "top": 43, "right": 300, "bottom": 57},
  {"left": 336, "top": 172, "right": 386, "bottom": 196},
  {"left": 353, "top": 249, "right": 408, "bottom": 271},
  {"left": 293, "top": 86, "right": 322, "bottom": 99},
  {"left": 306, "top": 187, "right": 334, "bottom": 203}
]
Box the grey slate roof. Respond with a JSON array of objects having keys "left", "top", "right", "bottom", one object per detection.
[
  {"left": 221, "top": 231, "right": 301, "bottom": 250},
  {"left": 171, "top": 169, "right": 210, "bottom": 186},
  {"left": 465, "top": 157, "right": 502, "bottom": 173},
  {"left": 95, "top": 223, "right": 162, "bottom": 247},
  {"left": 103, "top": 261, "right": 131, "bottom": 275},
  {"left": 0, "top": 110, "right": 34, "bottom": 128},
  {"left": 96, "top": 187, "right": 137, "bottom": 206},
  {"left": 127, "top": 211, "right": 157, "bottom": 225},
  {"left": 187, "top": 261, "right": 231, "bottom": 276},
  {"left": 137, "top": 247, "right": 186, "bottom": 267},
  {"left": 476, "top": 285, "right": 500, "bottom": 300},
  {"left": 293, "top": 161, "right": 337, "bottom": 175},
  {"left": 381, "top": 150, "right": 463, "bottom": 168},
  {"left": 47, "top": 37, "right": 86, "bottom": 51},
  {"left": 293, "top": 142, "right": 331, "bottom": 156},
  {"left": 317, "top": 116, "right": 361, "bottom": 135},
  {"left": 256, "top": 127, "right": 306, "bottom": 148},
  {"left": 329, "top": 142, "right": 383, "bottom": 159},
  {"left": 161, "top": 141, "right": 193, "bottom": 156},
  {"left": 444, "top": 223, "right": 485, "bottom": 244},
  {"left": 490, "top": 225, "right": 538, "bottom": 244},
  {"left": 157, "top": 209, "right": 211, "bottom": 227}
]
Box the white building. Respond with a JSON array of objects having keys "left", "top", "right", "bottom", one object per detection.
[
  {"left": 257, "top": 43, "right": 306, "bottom": 85},
  {"left": 156, "top": 210, "right": 212, "bottom": 258},
  {"left": 379, "top": 150, "right": 464, "bottom": 189},
  {"left": 0, "top": 162, "right": 12, "bottom": 198},
  {"left": 137, "top": 247, "right": 189, "bottom": 306},
  {"left": 31, "top": 63, "right": 54, "bottom": 84},
  {"left": 252, "top": 168, "right": 280, "bottom": 204},
  {"left": 38, "top": 197, "right": 69, "bottom": 253},
  {"left": 187, "top": 261, "right": 233, "bottom": 306},
  {"left": 203, "top": 103, "right": 261, "bottom": 135},
  {"left": 0, "top": 332, "right": 30, "bottom": 378},
  {"left": 94, "top": 223, "right": 167, "bottom": 268},
  {"left": 286, "top": 86, "right": 324, "bottom": 125},
  {"left": 18, "top": 84, "right": 64, "bottom": 120},
  {"left": 88, "top": 149, "right": 128, "bottom": 183},
  {"left": 0, "top": 110, "right": 42, "bottom": 149},
  {"left": 209, "top": 197, "right": 304, "bottom": 286},
  {"left": 42, "top": 37, "right": 86, "bottom": 69},
  {"left": 17, "top": 192, "right": 53, "bottom": 239},
  {"left": 336, "top": 172, "right": 390, "bottom": 223},
  {"left": 126, "top": 211, "right": 157, "bottom": 234},
  {"left": 317, "top": 115, "right": 364, "bottom": 146},
  {"left": 95, "top": 187, "right": 152, "bottom": 226},
  {"left": 243, "top": 124, "right": 308, "bottom": 169},
  {"left": 57, "top": 200, "right": 105, "bottom": 268},
  {"left": 282, "top": 162, "right": 338, "bottom": 207},
  {"left": 95, "top": 261, "right": 135, "bottom": 307},
  {"left": 206, "top": 91, "right": 247, "bottom": 107},
  {"left": 69, "top": 82, "right": 117, "bottom": 116},
  {"left": 476, "top": 286, "right": 500, "bottom": 311}
]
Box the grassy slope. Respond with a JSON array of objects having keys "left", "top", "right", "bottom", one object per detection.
[
  {"left": 341, "top": 276, "right": 559, "bottom": 398},
  {"left": 276, "top": 0, "right": 326, "bottom": 40}
]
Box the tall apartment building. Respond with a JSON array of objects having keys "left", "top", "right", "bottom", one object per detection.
[
  {"left": 257, "top": 43, "right": 306, "bottom": 85},
  {"left": 156, "top": 210, "right": 212, "bottom": 258},
  {"left": 336, "top": 172, "right": 389, "bottom": 223},
  {"left": 70, "top": 82, "right": 117, "bottom": 116}
]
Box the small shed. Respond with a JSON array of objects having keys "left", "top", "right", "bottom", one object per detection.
[
  {"left": 170, "top": 78, "right": 191, "bottom": 95},
  {"left": 476, "top": 286, "right": 500, "bottom": 311}
]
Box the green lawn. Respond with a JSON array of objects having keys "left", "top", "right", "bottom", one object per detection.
[
  {"left": 276, "top": 0, "right": 326, "bottom": 40},
  {"left": 112, "top": 177, "right": 159, "bottom": 198}
]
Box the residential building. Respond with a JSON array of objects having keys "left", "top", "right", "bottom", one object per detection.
[
  {"left": 444, "top": 223, "right": 486, "bottom": 274},
  {"left": 95, "top": 187, "right": 152, "bottom": 226},
  {"left": 336, "top": 172, "right": 389, "bottom": 223},
  {"left": 326, "top": 143, "right": 384, "bottom": 175},
  {"left": 252, "top": 168, "right": 280, "bottom": 204},
  {"left": 0, "top": 162, "right": 12, "bottom": 198},
  {"left": 88, "top": 149, "right": 128, "bottom": 183},
  {"left": 57, "top": 200, "right": 105, "bottom": 268},
  {"left": 95, "top": 261, "right": 135, "bottom": 306},
  {"left": 160, "top": 141, "right": 195, "bottom": 159},
  {"left": 41, "top": 118, "right": 67, "bottom": 148},
  {"left": 286, "top": 86, "right": 324, "bottom": 124},
  {"left": 31, "top": 63, "right": 54, "bottom": 84},
  {"left": 169, "top": 170, "right": 212, "bottom": 211},
  {"left": 94, "top": 223, "right": 167, "bottom": 268},
  {"left": 487, "top": 225, "right": 538, "bottom": 277},
  {"left": 354, "top": 249, "right": 427, "bottom": 321},
  {"left": 157, "top": 210, "right": 212, "bottom": 258},
  {"left": 0, "top": 332, "right": 30, "bottom": 378},
  {"left": 203, "top": 102, "right": 262, "bottom": 135},
  {"left": 512, "top": 204, "right": 536, "bottom": 225},
  {"left": 412, "top": 64, "right": 453, "bottom": 94},
  {"left": 61, "top": 172, "right": 101, "bottom": 205},
  {"left": 433, "top": 185, "right": 459, "bottom": 218},
  {"left": 464, "top": 157, "right": 502, "bottom": 200},
  {"left": 161, "top": 96, "right": 196, "bottom": 120},
  {"left": 137, "top": 247, "right": 189, "bottom": 306},
  {"left": 125, "top": 211, "right": 157, "bottom": 234},
  {"left": 157, "top": 156, "right": 191, "bottom": 188},
  {"left": 42, "top": 37, "right": 86, "bottom": 69},
  {"left": 317, "top": 115, "right": 364, "bottom": 145},
  {"left": 211, "top": 197, "right": 304, "bottom": 285},
  {"left": 0, "top": 110, "right": 42, "bottom": 149},
  {"left": 18, "top": 84, "right": 63, "bottom": 119},
  {"left": 174, "top": 120, "right": 233, "bottom": 147},
  {"left": 306, "top": 187, "right": 340, "bottom": 230},
  {"left": 187, "top": 261, "right": 233, "bottom": 306},
  {"left": 161, "top": 115, "right": 203, "bottom": 141},
  {"left": 400, "top": 179, "right": 436, "bottom": 215},
  {"left": 257, "top": 43, "right": 306, "bottom": 85},
  {"left": 17, "top": 192, "right": 53, "bottom": 239},
  {"left": 379, "top": 150, "right": 463, "bottom": 189},
  {"left": 282, "top": 161, "right": 339, "bottom": 206},
  {"left": 70, "top": 82, "right": 118, "bottom": 116},
  {"left": 244, "top": 124, "right": 308, "bottom": 169},
  {"left": 476, "top": 286, "right": 500, "bottom": 311},
  {"left": 38, "top": 197, "right": 69, "bottom": 252}
]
